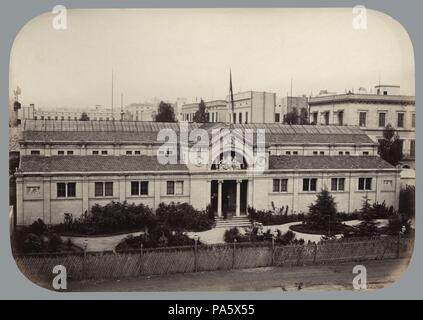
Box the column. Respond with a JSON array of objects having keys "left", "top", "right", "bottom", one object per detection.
[
  {"left": 217, "top": 180, "right": 223, "bottom": 217},
  {"left": 247, "top": 179, "right": 253, "bottom": 209},
  {"left": 236, "top": 179, "right": 242, "bottom": 217}
]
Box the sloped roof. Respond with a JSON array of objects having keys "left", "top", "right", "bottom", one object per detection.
[
  {"left": 20, "top": 155, "right": 188, "bottom": 173},
  {"left": 269, "top": 155, "right": 395, "bottom": 170},
  {"left": 21, "top": 120, "right": 374, "bottom": 145}
]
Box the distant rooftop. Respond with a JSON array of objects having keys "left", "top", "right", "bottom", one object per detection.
[{"left": 309, "top": 93, "right": 415, "bottom": 106}]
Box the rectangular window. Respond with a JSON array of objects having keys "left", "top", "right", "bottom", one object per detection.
[
  {"left": 101, "top": 150, "right": 108, "bottom": 155},
  {"left": 303, "top": 178, "right": 317, "bottom": 192},
  {"left": 337, "top": 111, "right": 344, "bottom": 126},
  {"left": 93, "top": 150, "right": 99, "bottom": 155},
  {"left": 286, "top": 151, "right": 291, "bottom": 155},
  {"left": 275, "top": 113, "right": 280, "bottom": 123},
  {"left": 358, "top": 178, "right": 372, "bottom": 191},
  {"left": 293, "top": 151, "right": 298, "bottom": 155},
  {"left": 233, "top": 113, "right": 236, "bottom": 124},
  {"left": 67, "top": 150, "right": 74, "bottom": 155},
  {"left": 245, "top": 112, "right": 248, "bottom": 124},
  {"left": 362, "top": 151, "right": 369, "bottom": 155},
  {"left": 310, "top": 178, "right": 317, "bottom": 191},
  {"left": 378, "top": 112, "right": 386, "bottom": 127},
  {"left": 324, "top": 112, "right": 330, "bottom": 125},
  {"left": 331, "top": 178, "right": 345, "bottom": 191},
  {"left": 339, "top": 151, "right": 344, "bottom": 155},
  {"left": 175, "top": 181, "right": 184, "bottom": 195},
  {"left": 359, "top": 112, "right": 367, "bottom": 127},
  {"left": 319, "top": 151, "right": 325, "bottom": 155},
  {"left": 312, "top": 112, "right": 318, "bottom": 124},
  {"left": 67, "top": 183, "right": 76, "bottom": 197},
  {"left": 397, "top": 113, "right": 404, "bottom": 128},
  {"left": 412, "top": 113, "right": 415, "bottom": 128},
  {"left": 239, "top": 112, "right": 242, "bottom": 124},
  {"left": 135, "top": 150, "right": 141, "bottom": 155},
  {"left": 131, "top": 181, "right": 139, "bottom": 196},
  {"left": 126, "top": 151, "right": 132, "bottom": 155},
  {"left": 273, "top": 179, "right": 280, "bottom": 192},
  {"left": 140, "top": 181, "right": 149, "bottom": 195},
  {"left": 280, "top": 179, "right": 288, "bottom": 192},
  {"left": 58, "top": 150, "right": 65, "bottom": 155},
  {"left": 345, "top": 151, "right": 350, "bottom": 155},
  {"left": 57, "top": 183, "right": 66, "bottom": 197},
  {"left": 30, "top": 150, "right": 40, "bottom": 155},
  {"left": 313, "top": 151, "right": 318, "bottom": 155},
  {"left": 95, "top": 182, "right": 103, "bottom": 197},
  {"left": 167, "top": 181, "right": 175, "bottom": 195},
  {"left": 273, "top": 179, "right": 288, "bottom": 193},
  {"left": 105, "top": 182, "right": 113, "bottom": 196},
  {"left": 410, "top": 140, "right": 415, "bottom": 157}
]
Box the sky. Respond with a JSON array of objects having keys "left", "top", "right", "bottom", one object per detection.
[{"left": 10, "top": 8, "right": 415, "bottom": 110}]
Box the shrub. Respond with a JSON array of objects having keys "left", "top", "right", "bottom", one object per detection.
[
  {"left": 11, "top": 219, "right": 67, "bottom": 254},
  {"left": 115, "top": 226, "right": 199, "bottom": 251},
  {"left": 55, "top": 201, "right": 156, "bottom": 235},
  {"left": 399, "top": 186, "right": 415, "bottom": 220},
  {"left": 248, "top": 207, "right": 304, "bottom": 225},
  {"left": 156, "top": 202, "right": 214, "bottom": 232}
]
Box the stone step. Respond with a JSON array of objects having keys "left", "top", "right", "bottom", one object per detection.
[{"left": 214, "top": 216, "right": 252, "bottom": 228}]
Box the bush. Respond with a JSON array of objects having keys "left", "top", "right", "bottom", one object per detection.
[
  {"left": 399, "top": 186, "right": 415, "bottom": 220},
  {"left": 115, "top": 226, "right": 199, "bottom": 251},
  {"left": 55, "top": 201, "right": 156, "bottom": 235},
  {"left": 224, "top": 227, "right": 303, "bottom": 245},
  {"left": 11, "top": 219, "right": 69, "bottom": 254},
  {"left": 156, "top": 202, "right": 214, "bottom": 232},
  {"left": 248, "top": 207, "right": 304, "bottom": 226}
]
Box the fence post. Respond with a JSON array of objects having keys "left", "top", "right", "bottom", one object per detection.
[
  {"left": 271, "top": 237, "right": 275, "bottom": 266},
  {"left": 139, "top": 243, "right": 144, "bottom": 275},
  {"left": 194, "top": 236, "right": 199, "bottom": 272},
  {"left": 397, "top": 232, "right": 401, "bottom": 259},
  {"left": 313, "top": 243, "right": 318, "bottom": 264},
  {"left": 232, "top": 239, "right": 237, "bottom": 269},
  {"left": 82, "top": 239, "right": 88, "bottom": 280}
]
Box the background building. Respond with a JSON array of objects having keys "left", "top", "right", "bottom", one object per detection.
[
  {"left": 125, "top": 102, "right": 157, "bottom": 121},
  {"left": 308, "top": 85, "right": 415, "bottom": 168},
  {"left": 275, "top": 96, "right": 309, "bottom": 123},
  {"left": 225, "top": 91, "right": 276, "bottom": 124},
  {"left": 181, "top": 100, "right": 227, "bottom": 122},
  {"left": 21, "top": 104, "right": 123, "bottom": 121}
]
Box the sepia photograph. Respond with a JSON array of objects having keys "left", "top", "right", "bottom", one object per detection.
[{"left": 8, "top": 7, "right": 415, "bottom": 293}]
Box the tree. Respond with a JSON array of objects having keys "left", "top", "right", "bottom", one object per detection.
[
  {"left": 299, "top": 107, "right": 309, "bottom": 124},
  {"left": 344, "top": 196, "right": 380, "bottom": 237},
  {"left": 79, "top": 112, "right": 90, "bottom": 121},
  {"left": 399, "top": 185, "right": 415, "bottom": 220},
  {"left": 378, "top": 124, "right": 403, "bottom": 165},
  {"left": 283, "top": 107, "right": 299, "bottom": 124},
  {"left": 193, "top": 99, "right": 208, "bottom": 123},
  {"left": 306, "top": 189, "right": 337, "bottom": 232},
  {"left": 283, "top": 107, "right": 309, "bottom": 125},
  {"left": 155, "top": 101, "right": 176, "bottom": 122}
]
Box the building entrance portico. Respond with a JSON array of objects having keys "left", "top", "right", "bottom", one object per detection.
[{"left": 210, "top": 179, "right": 248, "bottom": 218}]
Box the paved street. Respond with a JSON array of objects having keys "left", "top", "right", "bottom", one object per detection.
[{"left": 66, "top": 258, "right": 410, "bottom": 292}]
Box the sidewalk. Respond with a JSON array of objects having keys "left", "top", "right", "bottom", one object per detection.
[{"left": 67, "top": 258, "right": 410, "bottom": 292}]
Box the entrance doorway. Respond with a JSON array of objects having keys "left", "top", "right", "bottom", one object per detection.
[{"left": 210, "top": 180, "right": 248, "bottom": 218}]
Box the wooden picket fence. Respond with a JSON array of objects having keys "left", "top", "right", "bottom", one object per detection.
[{"left": 14, "top": 236, "right": 413, "bottom": 282}]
